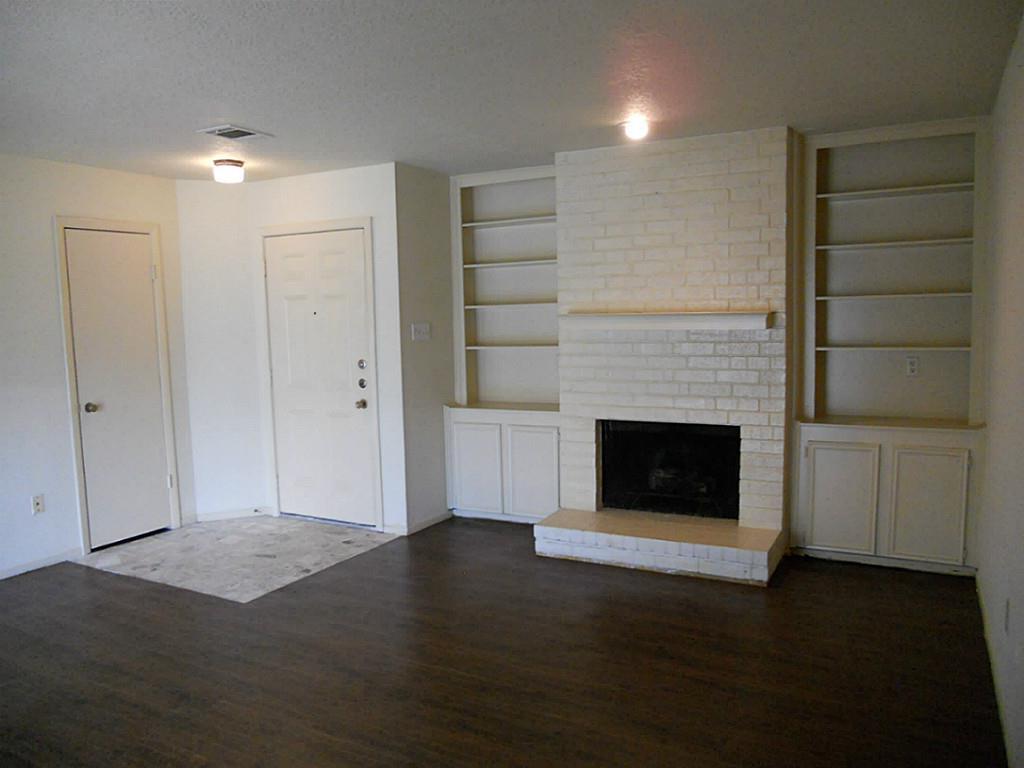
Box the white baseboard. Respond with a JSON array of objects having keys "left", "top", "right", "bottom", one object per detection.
[
  {"left": 405, "top": 510, "right": 453, "bottom": 535},
  {"left": 195, "top": 507, "right": 272, "bottom": 523},
  {"left": 790, "top": 547, "right": 976, "bottom": 576},
  {"left": 451, "top": 509, "right": 544, "bottom": 525},
  {"left": 0, "top": 548, "right": 83, "bottom": 581}
]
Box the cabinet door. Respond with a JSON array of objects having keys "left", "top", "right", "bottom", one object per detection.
[
  {"left": 805, "top": 441, "right": 880, "bottom": 554},
  {"left": 450, "top": 422, "right": 503, "bottom": 514},
  {"left": 888, "top": 446, "right": 968, "bottom": 564},
  {"left": 503, "top": 424, "right": 559, "bottom": 518}
]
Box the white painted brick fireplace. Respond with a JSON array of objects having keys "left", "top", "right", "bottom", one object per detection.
[{"left": 534, "top": 126, "right": 792, "bottom": 584}]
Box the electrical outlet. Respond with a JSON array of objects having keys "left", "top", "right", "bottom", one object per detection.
[
  {"left": 905, "top": 355, "right": 920, "bottom": 377},
  {"left": 31, "top": 494, "right": 44, "bottom": 515}
]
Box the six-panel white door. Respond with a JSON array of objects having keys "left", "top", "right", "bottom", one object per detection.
[
  {"left": 65, "top": 228, "right": 174, "bottom": 548},
  {"left": 265, "top": 228, "right": 380, "bottom": 526}
]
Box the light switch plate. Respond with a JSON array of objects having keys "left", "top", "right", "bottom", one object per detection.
[{"left": 411, "top": 322, "right": 431, "bottom": 341}]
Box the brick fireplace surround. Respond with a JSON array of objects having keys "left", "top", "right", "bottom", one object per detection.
[{"left": 534, "top": 127, "right": 792, "bottom": 585}]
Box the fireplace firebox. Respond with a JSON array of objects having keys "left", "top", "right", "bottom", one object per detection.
[{"left": 599, "top": 420, "right": 740, "bottom": 519}]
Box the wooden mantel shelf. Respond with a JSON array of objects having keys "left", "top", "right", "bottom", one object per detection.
[{"left": 562, "top": 310, "right": 776, "bottom": 331}]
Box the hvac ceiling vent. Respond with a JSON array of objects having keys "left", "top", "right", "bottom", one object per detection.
[{"left": 197, "top": 124, "right": 273, "bottom": 141}]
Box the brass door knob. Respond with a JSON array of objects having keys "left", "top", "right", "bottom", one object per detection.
[
  {"left": 355, "top": 399, "right": 368, "bottom": 409},
  {"left": 84, "top": 402, "right": 100, "bottom": 413}
]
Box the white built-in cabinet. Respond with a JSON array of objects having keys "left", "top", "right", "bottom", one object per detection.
[
  {"left": 444, "top": 405, "right": 560, "bottom": 522},
  {"left": 444, "top": 166, "right": 561, "bottom": 525},
  {"left": 794, "top": 423, "right": 979, "bottom": 568},
  {"left": 794, "top": 119, "right": 987, "bottom": 572}
]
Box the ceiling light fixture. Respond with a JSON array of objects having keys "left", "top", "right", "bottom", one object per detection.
[
  {"left": 622, "top": 115, "right": 650, "bottom": 141},
  {"left": 212, "top": 158, "right": 245, "bottom": 184}
]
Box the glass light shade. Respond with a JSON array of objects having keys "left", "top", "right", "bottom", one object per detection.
[{"left": 212, "top": 159, "right": 245, "bottom": 183}]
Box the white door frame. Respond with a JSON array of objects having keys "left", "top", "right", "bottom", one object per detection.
[
  {"left": 55, "top": 216, "right": 182, "bottom": 553},
  {"left": 260, "top": 218, "right": 385, "bottom": 530}
]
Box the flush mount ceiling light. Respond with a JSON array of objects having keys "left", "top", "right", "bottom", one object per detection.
[
  {"left": 622, "top": 115, "right": 650, "bottom": 141},
  {"left": 212, "top": 158, "right": 245, "bottom": 184}
]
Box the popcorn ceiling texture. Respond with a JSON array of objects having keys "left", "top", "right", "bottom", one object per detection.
[{"left": 555, "top": 127, "right": 789, "bottom": 530}]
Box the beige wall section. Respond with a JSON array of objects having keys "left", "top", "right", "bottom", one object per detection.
[
  {"left": 0, "top": 154, "right": 195, "bottom": 578},
  {"left": 978, "top": 17, "right": 1024, "bottom": 767},
  {"left": 395, "top": 163, "right": 454, "bottom": 533}
]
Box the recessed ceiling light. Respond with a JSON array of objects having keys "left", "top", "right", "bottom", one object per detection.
[
  {"left": 622, "top": 115, "right": 650, "bottom": 141},
  {"left": 212, "top": 158, "right": 244, "bottom": 184}
]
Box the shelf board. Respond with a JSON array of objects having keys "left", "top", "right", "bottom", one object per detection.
[
  {"left": 462, "top": 214, "right": 556, "bottom": 230},
  {"left": 449, "top": 401, "right": 560, "bottom": 413},
  {"left": 463, "top": 257, "right": 557, "bottom": 269},
  {"left": 563, "top": 310, "right": 775, "bottom": 331},
  {"left": 466, "top": 344, "right": 558, "bottom": 350},
  {"left": 816, "top": 181, "right": 974, "bottom": 202},
  {"left": 816, "top": 237, "right": 973, "bottom": 252},
  {"left": 815, "top": 292, "right": 972, "bottom": 302},
  {"left": 465, "top": 301, "right": 557, "bottom": 310},
  {"left": 815, "top": 345, "right": 971, "bottom": 352},
  {"left": 800, "top": 416, "right": 984, "bottom": 432}
]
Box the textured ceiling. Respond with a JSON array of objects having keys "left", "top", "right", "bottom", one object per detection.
[{"left": 1, "top": 0, "right": 1021, "bottom": 180}]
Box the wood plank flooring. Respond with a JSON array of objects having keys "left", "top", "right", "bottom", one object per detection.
[{"left": 0, "top": 519, "right": 1006, "bottom": 767}]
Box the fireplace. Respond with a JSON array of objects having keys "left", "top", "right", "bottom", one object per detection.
[{"left": 599, "top": 420, "right": 741, "bottom": 520}]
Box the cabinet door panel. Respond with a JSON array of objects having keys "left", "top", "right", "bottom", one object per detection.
[
  {"left": 889, "top": 446, "right": 968, "bottom": 564},
  {"left": 504, "top": 425, "right": 559, "bottom": 518},
  {"left": 451, "top": 422, "right": 503, "bottom": 514},
  {"left": 806, "top": 441, "right": 879, "bottom": 554}
]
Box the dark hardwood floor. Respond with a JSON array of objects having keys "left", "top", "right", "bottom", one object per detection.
[{"left": 0, "top": 519, "right": 1006, "bottom": 767}]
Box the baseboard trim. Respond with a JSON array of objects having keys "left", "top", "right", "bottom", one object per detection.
[
  {"left": 405, "top": 510, "right": 453, "bottom": 535},
  {"left": 196, "top": 507, "right": 270, "bottom": 523},
  {"left": 0, "top": 548, "right": 83, "bottom": 581},
  {"left": 790, "top": 547, "right": 976, "bottom": 576},
  {"left": 451, "top": 509, "right": 545, "bottom": 525}
]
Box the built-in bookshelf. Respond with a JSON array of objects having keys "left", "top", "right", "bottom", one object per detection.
[
  {"left": 802, "top": 124, "right": 985, "bottom": 426},
  {"left": 450, "top": 166, "right": 558, "bottom": 406}
]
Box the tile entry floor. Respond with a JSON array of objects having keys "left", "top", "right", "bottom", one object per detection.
[{"left": 78, "top": 514, "right": 395, "bottom": 602}]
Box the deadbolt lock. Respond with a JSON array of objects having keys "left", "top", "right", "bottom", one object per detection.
[
  {"left": 357, "top": 359, "right": 367, "bottom": 369},
  {"left": 358, "top": 378, "right": 367, "bottom": 389}
]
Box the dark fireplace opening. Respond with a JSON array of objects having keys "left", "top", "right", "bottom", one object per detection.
[{"left": 599, "top": 420, "right": 740, "bottom": 519}]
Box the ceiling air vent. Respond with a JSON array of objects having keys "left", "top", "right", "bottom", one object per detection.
[{"left": 197, "top": 124, "right": 272, "bottom": 141}]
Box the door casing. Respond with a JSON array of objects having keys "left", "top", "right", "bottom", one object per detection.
[
  {"left": 260, "top": 218, "right": 384, "bottom": 529},
  {"left": 55, "top": 217, "right": 182, "bottom": 553}
]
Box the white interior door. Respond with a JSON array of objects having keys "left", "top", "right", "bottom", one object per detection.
[
  {"left": 65, "top": 228, "right": 174, "bottom": 548},
  {"left": 265, "top": 228, "right": 380, "bottom": 526}
]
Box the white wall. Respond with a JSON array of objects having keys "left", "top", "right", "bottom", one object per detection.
[
  {"left": 555, "top": 128, "right": 789, "bottom": 529},
  {"left": 395, "top": 163, "right": 454, "bottom": 533},
  {"left": 177, "top": 162, "right": 451, "bottom": 534},
  {"left": 978, "top": 17, "right": 1024, "bottom": 766},
  {"left": 0, "top": 154, "right": 195, "bottom": 578},
  {"left": 175, "top": 183, "right": 265, "bottom": 520}
]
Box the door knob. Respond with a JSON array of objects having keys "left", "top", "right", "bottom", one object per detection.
[
  {"left": 355, "top": 399, "right": 368, "bottom": 409},
  {"left": 83, "top": 402, "right": 100, "bottom": 413}
]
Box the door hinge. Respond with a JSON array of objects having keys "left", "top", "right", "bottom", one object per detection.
[{"left": 168, "top": 473, "right": 174, "bottom": 489}]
